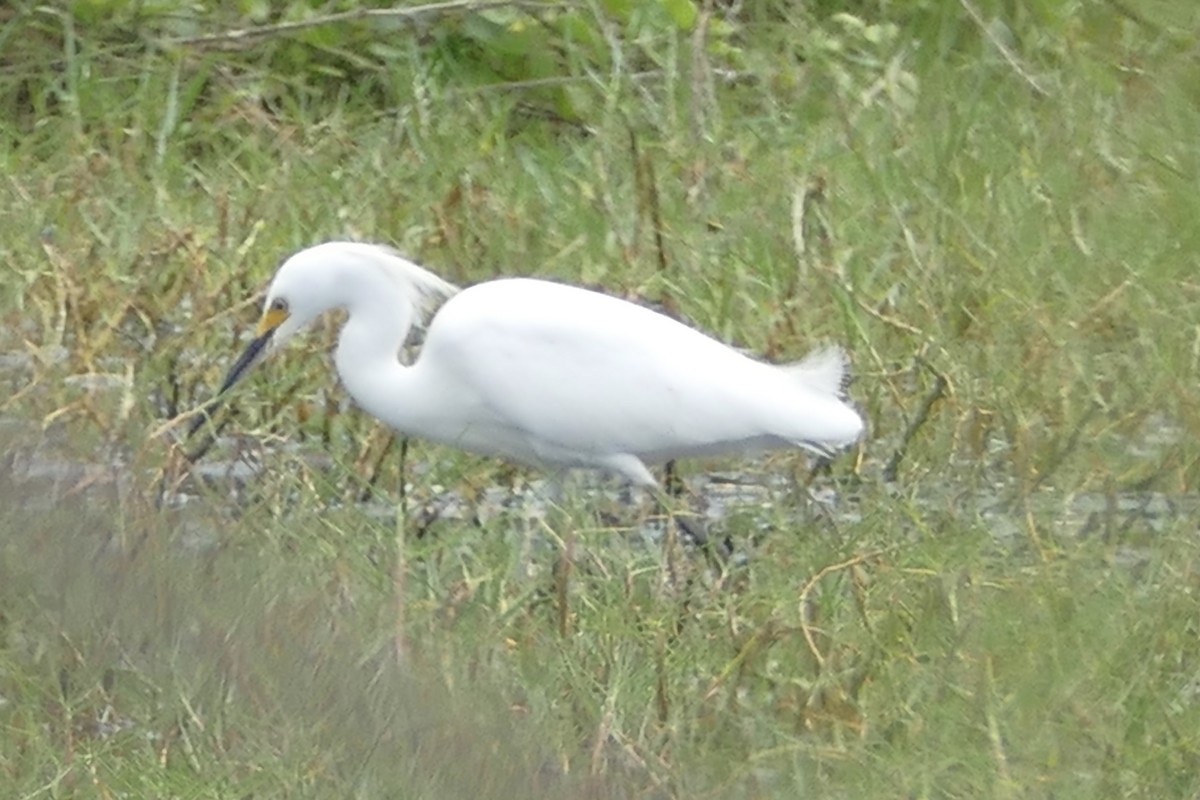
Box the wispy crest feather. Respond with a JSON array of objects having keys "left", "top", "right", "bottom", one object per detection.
[{"left": 365, "top": 244, "right": 460, "bottom": 321}]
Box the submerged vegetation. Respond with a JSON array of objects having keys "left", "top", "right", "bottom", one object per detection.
[{"left": 1, "top": 1, "right": 1198, "bottom": 796}]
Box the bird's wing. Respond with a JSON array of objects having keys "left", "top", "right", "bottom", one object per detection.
[{"left": 421, "top": 280, "right": 854, "bottom": 466}]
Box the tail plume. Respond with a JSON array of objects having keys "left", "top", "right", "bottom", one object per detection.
[{"left": 783, "top": 346, "right": 852, "bottom": 398}]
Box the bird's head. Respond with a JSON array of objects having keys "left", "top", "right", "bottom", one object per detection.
[
  {"left": 209, "top": 245, "right": 348, "bottom": 400},
  {"left": 186, "top": 242, "right": 458, "bottom": 442},
  {"left": 183, "top": 245, "right": 350, "bottom": 441}
]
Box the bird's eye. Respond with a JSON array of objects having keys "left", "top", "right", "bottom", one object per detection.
[{"left": 269, "top": 297, "right": 288, "bottom": 313}]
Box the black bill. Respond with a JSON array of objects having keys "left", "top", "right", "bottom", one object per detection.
[{"left": 185, "top": 327, "right": 275, "bottom": 441}]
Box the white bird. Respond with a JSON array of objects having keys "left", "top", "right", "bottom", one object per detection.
[{"left": 193, "top": 242, "right": 864, "bottom": 487}]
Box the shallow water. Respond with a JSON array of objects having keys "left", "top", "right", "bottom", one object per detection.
[{"left": 3, "top": 408, "right": 1194, "bottom": 567}]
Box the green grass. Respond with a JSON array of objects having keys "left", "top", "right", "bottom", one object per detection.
[{"left": 2, "top": 1, "right": 1199, "bottom": 797}]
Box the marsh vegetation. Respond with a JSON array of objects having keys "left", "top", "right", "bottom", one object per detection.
[{"left": 1, "top": 1, "right": 1198, "bottom": 796}]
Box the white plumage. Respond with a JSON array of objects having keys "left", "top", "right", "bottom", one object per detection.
[{"left": 208, "top": 242, "right": 864, "bottom": 486}]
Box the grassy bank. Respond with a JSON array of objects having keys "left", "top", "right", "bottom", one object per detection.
[{"left": 2, "top": 1, "right": 1198, "bottom": 796}]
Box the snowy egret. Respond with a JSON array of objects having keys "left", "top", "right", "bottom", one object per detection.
[{"left": 192, "top": 242, "right": 864, "bottom": 486}]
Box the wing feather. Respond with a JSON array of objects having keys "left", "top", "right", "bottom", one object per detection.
[{"left": 419, "top": 279, "right": 860, "bottom": 467}]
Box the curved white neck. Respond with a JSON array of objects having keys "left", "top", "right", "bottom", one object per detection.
[{"left": 332, "top": 269, "right": 428, "bottom": 435}]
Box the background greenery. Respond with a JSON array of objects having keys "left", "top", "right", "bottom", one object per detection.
[{"left": 1, "top": 0, "right": 1198, "bottom": 797}]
